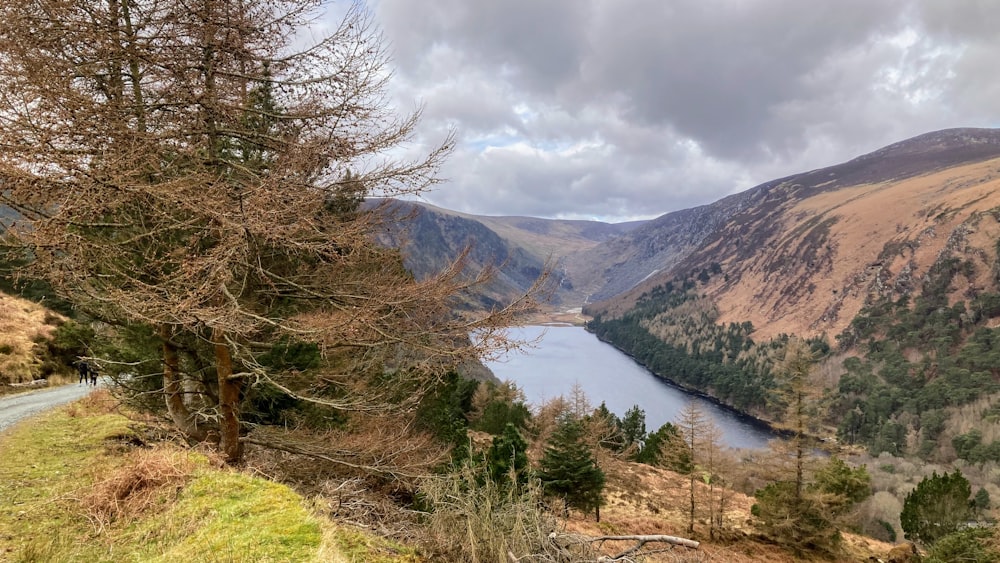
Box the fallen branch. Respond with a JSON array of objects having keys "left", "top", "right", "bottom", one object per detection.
[
  {"left": 240, "top": 436, "right": 423, "bottom": 480},
  {"left": 589, "top": 534, "right": 700, "bottom": 561}
]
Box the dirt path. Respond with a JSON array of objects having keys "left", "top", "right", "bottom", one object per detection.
[{"left": 0, "top": 382, "right": 98, "bottom": 433}]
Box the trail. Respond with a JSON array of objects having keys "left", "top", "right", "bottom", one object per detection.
[{"left": 0, "top": 382, "right": 98, "bottom": 433}]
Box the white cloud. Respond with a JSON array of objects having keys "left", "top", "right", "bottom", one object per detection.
[{"left": 352, "top": 0, "right": 1000, "bottom": 222}]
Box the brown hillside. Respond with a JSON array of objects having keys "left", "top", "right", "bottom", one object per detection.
[
  {"left": 590, "top": 130, "right": 1000, "bottom": 342},
  {"left": 713, "top": 157, "right": 1000, "bottom": 339},
  {"left": 0, "top": 292, "right": 61, "bottom": 384}
]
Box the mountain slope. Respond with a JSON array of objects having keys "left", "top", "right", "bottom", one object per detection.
[
  {"left": 372, "top": 200, "right": 645, "bottom": 308},
  {"left": 586, "top": 128, "right": 1000, "bottom": 340}
]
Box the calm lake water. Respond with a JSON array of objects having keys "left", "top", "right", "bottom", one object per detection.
[{"left": 485, "top": 325, "right": 774, "bottom": 450}]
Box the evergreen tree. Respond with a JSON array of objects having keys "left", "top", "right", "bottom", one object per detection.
[
  {"left": 537, "top": 417, "right": 605, "bottom": 521},
  {"left": 486, "top": 423, "right": 529, "bottom": 490},
  {"left": 634, "top": 421, "right": 682, "bottom": 466},
  {"left": 620, "top": 405, "right": 647, "bottom": 451},
  {"left": 901, "top": 470, "right": 973, "bottom": 545},
  {"left": 975, "top": 487, "right": 991, "bottom": 518}
]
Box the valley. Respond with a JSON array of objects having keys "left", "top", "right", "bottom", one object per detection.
[
  {"left": 8, "top": 127, "right": 1000, "bottom": 561},
  {"left": 392, "top": 127, "right": 1000, "bottom": 462}
]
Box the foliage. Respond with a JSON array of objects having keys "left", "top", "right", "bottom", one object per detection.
[
  {"left": 925, "top": 526, "right": 1000, "bottom": 563},
  {"left": 901, "top": 470, "right": 973, "bottom": 545},
  {"left": 976, "top": 487, "right": 992, "bottom": 516},
  {"left": 813, "top": 457, "right": 872, "bottom": 507},
  {"left": 0, "top": 0, "right": 542, "bottom": 464},
  {"left": 751, "top": 458, "right": 870, "bottom": 556},
  {"left": 470, "top": 380, "right": 532, "bottom": 435},
  {"left": 536, "top": 417, "right": 605, "bottom": 521},
  {"left": 587, "top": 280, "right": 775, "bottom": 412},
  {"left": 593, "top": 402, "right": 627, "bottom": 452},
  {"left": 634, "top": 421, "right": 687, "bottom": 470},
  {"left": 414, "top": 372, "right": 479, "bottom": 462},
  {"left": 486, "top": 423, "right": 530, "bottom": 490},
  {"left": 752, "top": 481, "right": 842, "bottom": 556},
  {"left": 620, "top": 405, "right": 646, "bottom": 451},
  {"left": 751, "top": 344, "right": 867, "bottom": 556},
  {"left": 34, "top": 317, "right": 95, "bottom": 377},
  {"left": 829, "top": 246, "right": 1000, "bottom": 459}
]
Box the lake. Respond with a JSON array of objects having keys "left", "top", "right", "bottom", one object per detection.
[{"left": 485, "top": 325, "right": 774, "bottom": 450}]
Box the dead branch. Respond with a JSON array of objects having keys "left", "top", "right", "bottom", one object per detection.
[{"left": 587, "top": 534, "right": 700, "bottom": 561}]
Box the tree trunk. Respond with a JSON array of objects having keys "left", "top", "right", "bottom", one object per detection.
[
  {"left": 213, "top": 326, "right": 243, "bottom": 463},
  {"left": 160, "top": 324, "right": 208, "bottom": 442}
]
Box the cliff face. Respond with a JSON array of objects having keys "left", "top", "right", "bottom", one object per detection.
[{"left": 584, "top": 128, "right": 1000, "bottom": 340}]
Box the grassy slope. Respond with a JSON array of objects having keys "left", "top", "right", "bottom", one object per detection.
[{"left": 0, "top": 392, "right": 416, "bottom": 563}]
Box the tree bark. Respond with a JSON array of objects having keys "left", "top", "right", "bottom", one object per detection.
[
  {"left": 160, "top": 324, "right": 208, "bottom": 442},
  {"left": 214, "top": 327, "right": 243, "bottom": 463}
]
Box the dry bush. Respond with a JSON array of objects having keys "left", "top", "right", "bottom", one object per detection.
[
  {"left": 419, "top": 462, "right": 597, "bottom": 563},
  {"left": 856, "top": 491, "right": 903, "bottom": 542},
  {"left": 245, "top": 413, "right": 449, "bottom": 486},
  {"left": 66, "top": 389, "right": 120, "bottom": 418},
  {"left": 241, "top": 411, "right": 450, "bottom": 542},
  {"left": 81, "top": 447, "right": 196, "bottom": 531}
]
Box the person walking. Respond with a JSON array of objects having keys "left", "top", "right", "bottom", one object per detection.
[
  {"left": 77, "top": 360, "right": 89, "bottom": 385},
  {"left": 89, "top": 364, "right": 99, "bottom": 386}
]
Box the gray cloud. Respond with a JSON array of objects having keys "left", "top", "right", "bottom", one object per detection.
[{"left": 365, "top": 0, "right": 1000, "bottom": 222}]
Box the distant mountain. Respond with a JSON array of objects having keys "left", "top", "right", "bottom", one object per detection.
[{"left": 371, "top": 200, "right": 645, "bottom": 308}]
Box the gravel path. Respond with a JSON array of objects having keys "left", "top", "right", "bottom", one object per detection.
[{"left": 0, "top": 383, "right": 99, "bottom": 434}]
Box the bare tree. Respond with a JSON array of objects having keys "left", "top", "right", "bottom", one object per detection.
[
  {"left": 676, "top": 399, "right": 708, "bottom": 535},
  {"left": 0, "top": 0, "right": 544, "bottom": 463}
]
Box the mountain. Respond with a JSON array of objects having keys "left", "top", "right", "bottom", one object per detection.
[
  {"left": 371, "top": 200, "right": 645, "bottom": 308},
  {"left": 578, "top": 128, "right": 1000, "bottom": 461},
  {"left": 584, "top": 127, "right": 1000, "bottom": 339}
]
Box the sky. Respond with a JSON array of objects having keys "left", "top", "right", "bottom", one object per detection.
[{"left": 348, "top": 1, "right": 1000, "bottom": 223}]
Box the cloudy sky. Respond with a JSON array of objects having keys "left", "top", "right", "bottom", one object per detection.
[{"left": 352, "top": 1, "right": 1000, "bottom": 223}]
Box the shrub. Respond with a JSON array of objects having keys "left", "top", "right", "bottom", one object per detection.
[
  {"left": 418, "top": 460, "right": 595, "bottom": 562},
  {"left": 925, "top": 526, "right": 1000, "bottom": 563},
  {"left": 901, "top": 470, "right": 973, "bottom": 545}
]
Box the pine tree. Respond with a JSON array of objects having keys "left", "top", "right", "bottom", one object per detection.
[
  {"left": 486, "top": 423, "right": 529, "bottom": 490},
  {"left": 901, "top": 470, "right": 973, "bottom": 545},
  {"left": 620, "top": 405, "right": 647, "bottom": 451},
  {"left": 537, "top": 417, "right": 605, "bottom": 521}
]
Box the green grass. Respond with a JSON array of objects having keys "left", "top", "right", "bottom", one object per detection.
[{"left": 0, "top": 395, "right": 371, "bottom": 563}]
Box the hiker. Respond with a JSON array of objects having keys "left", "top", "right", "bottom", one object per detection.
[
  {"left": 89, "top": 364, "right": 99, "bottom": 386},
  {"left": 77, "top": 360, "right": 89, "bottom": 385}
]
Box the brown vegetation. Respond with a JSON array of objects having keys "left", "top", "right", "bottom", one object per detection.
[
  {"left": 0, "top": 293, "right": 62, "bottom": 386},
  {"left": 82, "top": 447, "right": 197, "bottom": 531}
]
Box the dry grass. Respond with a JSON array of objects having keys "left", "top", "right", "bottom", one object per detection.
[
  {"left": 0, "top": 292, "right": 62, "bottom": 384},
  {"left": 555, "top": 455, "right": 896, "bottom": 562},
  {"left": 66, "top": 387, "right": 121, "bottom": 418},
  {"left": 81, "top": 446, "right": 198, "bottom": 530}
]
